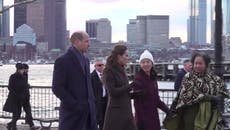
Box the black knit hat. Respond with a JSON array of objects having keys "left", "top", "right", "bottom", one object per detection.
[
  {"left": 23, "top": 63, "right": 29, "bottom": 69},
  {"left": 15, "top": 63, "right": 24, "bottom": 70}
]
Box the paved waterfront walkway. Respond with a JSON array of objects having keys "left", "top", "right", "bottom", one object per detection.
[{"left": 0, "top": 123, "right": 58, "bottom": 130}]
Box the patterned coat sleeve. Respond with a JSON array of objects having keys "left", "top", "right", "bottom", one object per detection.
[
  {"left": 213, "top": 75, "right": 229, "bottom": 98},
  {"left": 176, "top": 73, "right": 195, "bottom": 109}
]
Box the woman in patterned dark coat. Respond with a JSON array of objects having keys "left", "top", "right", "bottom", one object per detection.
[{"left": 175, "top": 53, "right": 229, "bottom": 130}]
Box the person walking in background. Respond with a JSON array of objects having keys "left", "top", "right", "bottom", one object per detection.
[
  {"left": 91, "top": 59, "right": 107, "bottom": 130},
  {"left": 102, "top": 44, "right": 137, "bottom": 130},
  {"left": 131, "top": 50, "right": 170, "bottom": 130},
  {"left": 22, "top": 63, "right": 35, "bottom": 126},
  {"left": 172, "top": 53, "right": 229, "bottom": 130},
  {"left": 174, "top": 59, "right": 192, "bottom": 91},
  {"left": 52, "top": 31, "right": 98, "bottom": 130},
  {"left": 3, "top": 63, "right": 39, "bottom": 130}
]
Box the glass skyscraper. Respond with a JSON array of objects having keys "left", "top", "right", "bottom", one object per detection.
[
  {"left": 86, "top": 18, "right": 112, "bottom": 43},
  {"left": 210, "top": 0, "right": 215, "bottom": 44},
  {"left": 14, "top": 0, "right": 27, "bottom": 33},
  {"left": 2, "top": 5, "right": 10, "bottom": 37},
  {"left": 0, "top": 0, "right": 3, "bottom": 37},
  {"left": 188, "top": 0, "right": 207, "bottom": 45},
  {"left": 0, "top": 0, "right": 2, "bottom": 12},
  {"left": 127, "top": 15, "right": 170, "bottom": 48},
  {"left": 222, "top": 0, "right": 230, "bottom": 35}
]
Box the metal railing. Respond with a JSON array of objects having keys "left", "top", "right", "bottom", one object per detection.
[
  {"left": 158, "top": 89, "right": 177, "bottom": 124},
  {"left": 0, "top": 85, "right": 229, "bottom": 127},
  {"left": 0, "top": 85, "right": 60, "bottom": 120}
]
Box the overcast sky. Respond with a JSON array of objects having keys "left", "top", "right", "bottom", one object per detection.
[{"left": 4, "top": 0, "right": 211, "bottom": 43}]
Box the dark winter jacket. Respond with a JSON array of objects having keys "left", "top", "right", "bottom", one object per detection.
[
  {"left": 103, "top": 65, "right": 137, "bottom": 130},
  {"left": 52, "top": 47, "right": 98, "bottom": 130},
  {"left": 131, "top": 70, "right": 170, "bottom": 130},
  {"left": 174, "top": 68, "right": 187, "bottom": 91},
  {"left": 3, "top": 72, "right": 29, "bottom": 112}
]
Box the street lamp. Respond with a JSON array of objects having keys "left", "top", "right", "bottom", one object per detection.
[
  {"left": 214, "top": 0, "right": 226, "bottom": 114},
  {"left": 214, "top": 0, "right": 223, "bottom": 77}
]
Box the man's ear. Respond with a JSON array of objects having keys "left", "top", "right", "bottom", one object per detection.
[{"left": 74, "top": 39, "right": 80, "bottom": 45}]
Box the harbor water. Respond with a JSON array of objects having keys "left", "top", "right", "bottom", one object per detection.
[{"left": 0, "top": 64, "right": 175, "bottom": 89}]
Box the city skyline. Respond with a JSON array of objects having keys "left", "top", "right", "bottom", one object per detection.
[
  {"left": 4, "top": 0, "right": 212, "bottom": 43},
  {"left": 11, "top": 0, "right": 66, "bottom": 51}
]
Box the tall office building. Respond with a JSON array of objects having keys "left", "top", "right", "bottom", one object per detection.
[
  {"left": 0, "top": 0, "right": 3, "bottom": 37},
  {"left": 86, "top": 18, "right": 112, "bottom": 43},
  {"left": 26, "top": 0, "right": 66, "bottom": 51},
  {"left": 55, "top": 0, "right": 67, "bottom": 50},
  {"left": 145, "top": 15, "right": 169, "bottom": 46},
  {"left": 14, "top": 0, "right": 27, "bottom": 33},
  {"left": 127, "top": 15, "right": 170, "bottom": 48},
  {"left": 127, "top": 19, "right": 137, "bottom": 43},
  {"left": 222, "top": 0, "right": 230, "bottom": 35},
  {"left": 44, "top": 0, "right": 66, "bottom": 51},
  {"left": 2, "top": 6, "right": 10, "bottom": 37},
  {"left": 188, "top": 0, "right": 207, "bottom": 45},
  {"left": 27, "top": 0, "right": 45, "bottom": 41},
  {"left": 86, "top": 21, "right": 97, "bottom": 39},
  {"left": 210, "top": 0, "right": 215, "bottom": 44}
]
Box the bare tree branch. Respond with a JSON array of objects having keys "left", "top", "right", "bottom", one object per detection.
[{"left": 0, "top": 0, "right": 38, "bottom": 14}]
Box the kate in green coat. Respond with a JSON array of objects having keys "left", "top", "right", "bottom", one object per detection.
[{"left": 103, "top": 45, "right": 137, "bottom": 130}]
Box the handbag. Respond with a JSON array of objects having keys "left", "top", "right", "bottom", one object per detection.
[
  {"left": 163, "top": 92, "right": 182, "bottom": 130},
  {"left": 163, "top": 113, "right": 181, "bottom": 130}
]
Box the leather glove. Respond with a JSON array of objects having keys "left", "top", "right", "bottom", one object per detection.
[
  {"left": 211, "top": 95, "right": 222, "bottom": 103},
  {"left": 165, "top": 110, "right": 177, "bottom": 119},
  {"left": 203, "top": 95, "right": 222, "bottom": 102},
  {"left": 203, "top": 95, "right": 223, "bottom": 109}
]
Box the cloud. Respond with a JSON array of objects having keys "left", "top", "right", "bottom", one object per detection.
[{"left": 3, "top": 0, "right": 13, "bottom": 5}]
